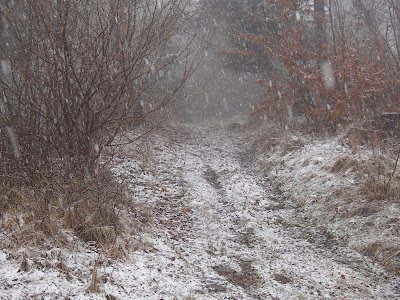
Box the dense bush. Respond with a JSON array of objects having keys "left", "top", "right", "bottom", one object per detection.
[{"left": 0, "top": 0, "right": 201, "bottom": 181}]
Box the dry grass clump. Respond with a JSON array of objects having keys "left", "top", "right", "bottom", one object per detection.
[
  {"left": 0, "top": 167, "right": 139, "bottom": 253},
  {"left": 331, "top": 139, "right": 400, "bottom": 271},
  {"left": 85, "top": 267, "right": 102, "bottom": 294},
  {"left": 340, "top": 127, "right": 382, "bottom": 150},
  {"left": 358, "top": 153, "right": 400, "bottom": 202},
  {"left": 62, "top": 173, "right": 122, "bottom": 246},
  {"left": 248, "top": 121, "right": 287, "bottom": 154},
  {"left": 247, "top": 120, "right": 303, "bottom": 164},
  {"left": 278, "top": 134, "right": 305, "bottom": 156},
  {"left": 336, "top": 124, "right": 400, "bottom": 201},
  {"left": 347, "top": 206, "right": 381, "bottom": 218},
  {"left": 0, "top": 183, "right": 61, "bottom": 248},
  {"left": 330, "top": 156, "right": 360, "bottom": 174},
  {"left": 360, "top": 241, "right": 400, "bottom": 272}
]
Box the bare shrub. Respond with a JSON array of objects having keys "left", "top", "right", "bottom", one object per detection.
[
  {"left": 0, "top": 0, "right": 203, "bottom": 180},
  {"left": 0, "top": 0, "right": 202, "bottom": 254}
]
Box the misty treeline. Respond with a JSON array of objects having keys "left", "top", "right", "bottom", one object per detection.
[
  {"left": 0, "top": 0, "right": 204, "bottom": 182},
  {"left": 202, "top": 0, "right": 400, "bottom": 128}
]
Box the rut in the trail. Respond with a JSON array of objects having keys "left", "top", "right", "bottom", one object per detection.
[{"left": 115, "top": 124, "right": 400, "bottom": 299}]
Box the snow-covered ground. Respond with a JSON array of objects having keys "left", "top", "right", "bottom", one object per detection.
[
  {"left": 250, "top": 121, "right": 400, "bottom": 272},
  {"left": 0, "top": 122, "right": 399, "bottom": 299}
]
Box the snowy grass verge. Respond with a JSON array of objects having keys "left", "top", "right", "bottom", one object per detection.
[
  {"left": 249, "top": 120, "right": 400, "bottom": 272},
  {"left": 0, "top": 138, "right": 153, "bottom": 299}
]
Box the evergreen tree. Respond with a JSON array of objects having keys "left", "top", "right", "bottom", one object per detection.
[{"left": 200, "top": 0, "right": 273, "bottom": 73}]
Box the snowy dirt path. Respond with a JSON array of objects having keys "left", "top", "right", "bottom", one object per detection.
[
  {"left": 1, "top": 123, "right": 399, "bottom": 299},
  {"left": 111, "top": 124, "right": 400, "bottom": 299}
]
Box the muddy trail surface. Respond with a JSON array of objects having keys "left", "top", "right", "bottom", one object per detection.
[{"left": 112, "top": 123, "right": 400, "bottom": 299}]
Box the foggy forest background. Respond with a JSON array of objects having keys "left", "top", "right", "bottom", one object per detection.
[{"left": 2, "top": 0, "right": 400, "bottom": 179}]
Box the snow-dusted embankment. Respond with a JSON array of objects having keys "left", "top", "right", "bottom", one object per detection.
[{"left": 251, "top": 121, "right": 400, "bottom": 274}]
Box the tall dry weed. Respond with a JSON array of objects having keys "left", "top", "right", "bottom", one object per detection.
[{"left": 0, "top": 167, "right": 136, "bottom": 253}]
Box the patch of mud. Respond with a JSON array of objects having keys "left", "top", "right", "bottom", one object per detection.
[
  {"left": 273, "top": 273, "right": 292, "bottom": 284},
  {"left": 264, "top": 203, "right": 285, "bottom": 210},
  {"left": 203, "top": 166, "right": 222, "bottom": 190},
  {"left": 348, "top": 206, "right": 381, "bottom": 217},
  {"left": 205, "top": 283, "right": 227, "bottom": 293},
  {"left": 213, "top": 260, "right": 262, "bottom": 289},
  {"left": 237, "top": 227, "right": 257, "bottom": 248}
]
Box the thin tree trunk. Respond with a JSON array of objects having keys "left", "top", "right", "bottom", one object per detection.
[{"left": 315, "top": 0, "right": 326, "bottom": 66}]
